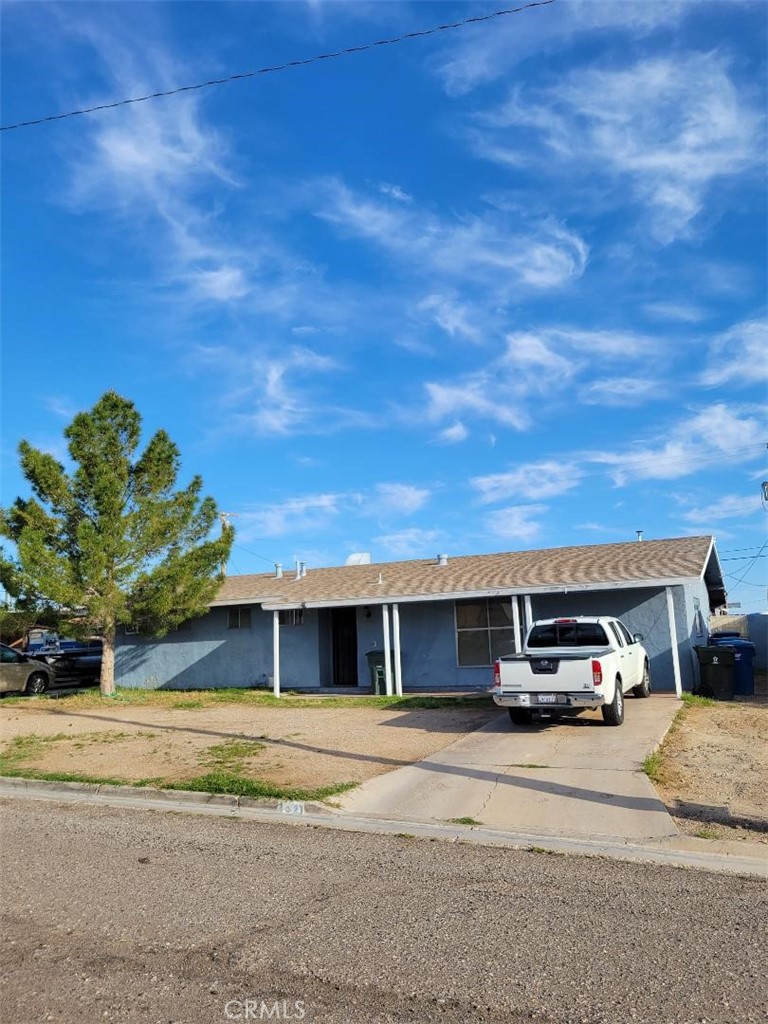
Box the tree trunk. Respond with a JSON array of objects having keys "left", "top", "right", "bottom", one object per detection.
[{"left": 100, "top": 627, "right": 116, "bottom": 696}]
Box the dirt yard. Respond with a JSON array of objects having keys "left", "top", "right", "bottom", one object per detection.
[
  {"left": 653, "top": 694, "right": 768, "bottom": 844},
  {"left": 0, "top": 698, "right": 496, "bottom": 800}
]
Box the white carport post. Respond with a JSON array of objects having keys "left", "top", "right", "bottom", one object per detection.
[
  {"left": 512, "top": 597, "right": 522, "bottom": 653},
  {"left": 272, "top": 610, "right": 281, "bottom": 699},
  {"left": 665, "top": 586, "right": 682, "bottom": 697},
  {"left": 392, "top": 602, "right": 403, "bottom": 696},
  {"left": 523, "top": 595, "right": 533, "bottom": 636},
  {"left": 382, "top": 604, "right": 393, "bottom": 696}
]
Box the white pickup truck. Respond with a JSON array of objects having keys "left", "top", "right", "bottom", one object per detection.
[{"left": 490, "top": 616, "right": 651, "bottom": 727}]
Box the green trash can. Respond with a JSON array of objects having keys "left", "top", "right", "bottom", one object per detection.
[
  {"left": 365, "top": 650, "right": 387, "bottom": 694},
  {"left": 695, "top": 646, "right": 735, "bottom": 701}
]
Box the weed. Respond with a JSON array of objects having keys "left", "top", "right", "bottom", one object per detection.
[
  {"left": 527, "top": 845, "right": 564, "bottom": 856},
  {"left": 395, "top": 833, "right": 416, "bottom": 839},
  {"left": 641, "top": 750, "right": 665, "bottom": 783},
  {"left": 447, "top": 816, "right": 481, "bottom": 826},
  {"left": 681, "top": 693, "right": 717, "bottom": 708},
  {"left": 694, "top": 827, "right": 719, "bottom": 840},
  {"left": 171, "top": 700, "right": 204, "bottom": 710},
  {"left": 199, "top": 739, "right": 267, "bottom": 772}
]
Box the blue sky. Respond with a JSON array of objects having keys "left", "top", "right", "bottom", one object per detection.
[{"left": 1, "top": 1, "right": 766, "bottom": 609}]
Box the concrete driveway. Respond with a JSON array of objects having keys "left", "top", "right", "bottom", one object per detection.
[{"left": 338, "top": 694, "right": 681, "bottom": 842}]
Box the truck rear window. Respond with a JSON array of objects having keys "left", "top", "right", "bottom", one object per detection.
[{"left": 527, "top": 623, "right": 610, "bottom": 647}]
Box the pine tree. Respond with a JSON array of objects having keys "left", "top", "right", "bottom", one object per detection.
[{"left": 0, "top": 391, "right": 233, "bottom": 694}]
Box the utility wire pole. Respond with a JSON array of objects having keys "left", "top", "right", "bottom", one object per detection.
[{"left": 219, "top": 513, "right": 239, "bottom": 575}]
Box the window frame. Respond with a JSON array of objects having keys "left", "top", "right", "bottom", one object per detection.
[
  {"left": 454, "top": 597, "right": 516, "bottom": 668},
  {"left": 227, "top": 606, "right": 252, "bottom": 630}
]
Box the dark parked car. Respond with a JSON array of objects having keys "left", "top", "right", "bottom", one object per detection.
[{"left": 0, "top": 644, "right": 53, "bottom": 695}]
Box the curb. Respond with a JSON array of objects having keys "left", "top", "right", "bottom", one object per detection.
[
  {"left": 1, "top": 775, "right": 766, "bottom": 879},
  {"left": 0, "top": 776, "right": 331, "bottom": 816}
]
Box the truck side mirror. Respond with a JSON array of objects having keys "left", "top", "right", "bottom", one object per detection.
[{"left": 633, "top": 633, "right": 644, "bottom": 643}]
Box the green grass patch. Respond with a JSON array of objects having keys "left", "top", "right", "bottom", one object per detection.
[
  {"left": 447, "top": 816, "right": 481, "bottom": 826},
  {"left": 198, "top": 738, "right": 267, "bottom": 772},
  {"left": 0, "top": 730, "right": 356, "bottom": 802},
  {"left": 681, "top": 693, "right": 717, "bottom": 708},
  {"left": 6, "top": 687, "right": 494, "bottom": 712},
  {"left": 159, "top": 772, "right": 356, "bottom": 802},
  {"left": 693, "top": 827, "right": 719, "bottom": 840},
  {"left": 641, "top": 750, "right": 665, "bottom": 783}
]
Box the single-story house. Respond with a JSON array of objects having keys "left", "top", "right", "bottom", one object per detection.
[{"left": 115, "top": 534, "right": 725, "bottom": 696}]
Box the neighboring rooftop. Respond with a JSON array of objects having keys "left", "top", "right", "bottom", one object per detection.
[{"left": 214, "top": 535, "right": 723, "bottom": 608}]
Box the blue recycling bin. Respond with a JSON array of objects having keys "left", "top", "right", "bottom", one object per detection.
[{"left": 708, "top": 636, "right": 756, "bottom": 696}]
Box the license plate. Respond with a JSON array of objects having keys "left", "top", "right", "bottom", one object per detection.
[{"left": 538, "top": 693, "right": 557, "bottom": 704}]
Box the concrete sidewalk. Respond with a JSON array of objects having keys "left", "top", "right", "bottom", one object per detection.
[{"left": 338, "top": 694, "right": 681, "bottom": 842}]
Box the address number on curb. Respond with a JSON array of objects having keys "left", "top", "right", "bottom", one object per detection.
[{"left": 278, "top": 800, "right": 306, "bottom": 815}]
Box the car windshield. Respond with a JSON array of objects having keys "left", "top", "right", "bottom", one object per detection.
[{"left": 527, "top": 623, "right": 610, "bottom": 647}]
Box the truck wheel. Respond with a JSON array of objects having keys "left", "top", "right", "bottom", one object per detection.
[
  {"left": 508, "top": 708, "right": 533, "bottom": 727},
  {"left": 633, "top": 662, "right": 651, "bottom": 698},
  {"left": 601, "top": 677, "right": 624, "bottom": 726}
]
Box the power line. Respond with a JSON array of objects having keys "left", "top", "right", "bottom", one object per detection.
[
  {"left": 726, "top": 539, "right": 768, "bottom": 589},
  {"left": 0, "top": 2, "right": 557, "bottom": 133}
]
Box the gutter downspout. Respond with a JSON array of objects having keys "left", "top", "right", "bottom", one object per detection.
[{"left": 666, "top": 586, "right": 682, "bottom": 697}]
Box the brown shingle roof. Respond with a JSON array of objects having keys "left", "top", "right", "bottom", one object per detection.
[{"left": 214, "top": 535, "right": 716, "bottom": 608}]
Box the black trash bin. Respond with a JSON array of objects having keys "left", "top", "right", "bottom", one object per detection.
[
  {"left": 365, "top": 650, "right": 386, "bottom": 695},
  {"left": 709, "top": 637, "right": 756, "bottom": 696},
  {"left": 695, "top": 646, "right": 735, "bottom": 700}
]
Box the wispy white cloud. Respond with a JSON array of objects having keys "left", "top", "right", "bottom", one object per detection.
[
  {"left": 373, "top": 527, "right": 443, "bottom": 559},
  {"left": 682, "top": 494, "right": 762, "bottom": 524},
  {"left": 437, "top": 421, "right": 469, "bottom": 444},
  {"left": 587, "top": 403, "right": 766, "bottom": 485},
  {"left": 644, "top": 301, "right": 708, "bottom": 323},
  {"left": 484, "top": 504, "right": 547, "bottom": 543},
  {"left": 315, "top": 179, "right": 588, "bottom": 294},
  {"left": 417, "top": 294, "right": 483, "bottom": 344},
  {"left": 471, "top": 461, "right": 584, "bottom": 504},
  {"left": 239, "top": 493, "right": 344, "bottom": 539},
  {"left": 377, "top": 182, "right": 412, "bottom": 203},
  {"left": 422, "top": 325, "right": 664, "bottom": 430},
  {"left": 700, "top": 319, "right": 768, "bottom": 387},
  {"left": 372, "top": 483, "right": 431, "bottom": 516},
  {"left": 581, "top": 377, "right": 666, "bottom": 407},
  {"left": 474, "top": 53, "right": 764, "bottom": 242},
  {"left": 193, "top": 344, "right": 369, "bottom": 438},
  {"left": 432, "top": 0, "right": 687, "bottom": 96}
]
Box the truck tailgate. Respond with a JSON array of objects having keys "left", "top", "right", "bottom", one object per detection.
[{"left": 497, "top": 649, "right": 609, "bottom": 693}]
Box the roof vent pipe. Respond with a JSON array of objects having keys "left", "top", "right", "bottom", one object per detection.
[
  {"left": 275, "top": 563, "right": 283, "bottom": 579},
  {"left": 295, "top": 561, "right": 301, "bottom": 580},
  {"left": 636, "top": 530, "right": 644, "bottom": 542},
  {"left": 300, "top": 561, "right": 307, "bottom": 578},
  {"left": 437, "top": 553, "right": 448, "bottom": 566}
]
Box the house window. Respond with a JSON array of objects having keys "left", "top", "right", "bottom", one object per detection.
[
  {"left": 455, "top": 598, "right": 515, "bottom": 666},
  {"left": 227, "top": 606, "right": 251, "bottom": 629},
  {"left": 278, "top": 609, "right": 304, "bottom": 626}
]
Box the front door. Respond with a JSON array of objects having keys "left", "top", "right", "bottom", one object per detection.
[{"left": 331, "top": 607, "right": 358, "bottom": 686}]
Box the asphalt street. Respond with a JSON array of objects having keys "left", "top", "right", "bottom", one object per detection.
[{"left": 2, "top": 797, "right": 765, "bottom": 1024}]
